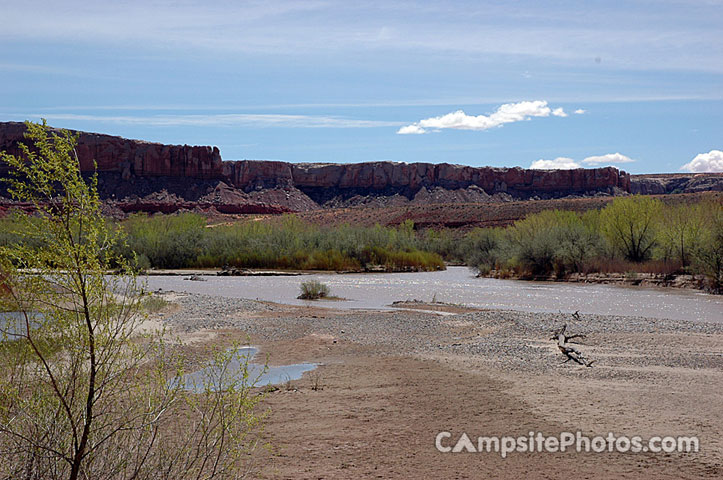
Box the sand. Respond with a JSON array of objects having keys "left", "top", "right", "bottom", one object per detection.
[{"left": 151, "top": 292, "right": 723, "bottom": 479}]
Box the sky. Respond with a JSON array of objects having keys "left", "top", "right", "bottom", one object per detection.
[{"left": 1, "top": 0, "right": 722, "bottom": 173}]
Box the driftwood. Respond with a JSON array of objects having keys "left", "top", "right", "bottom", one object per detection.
[{"left": 551, "top": 312, "right": 594, "bottom": 367}]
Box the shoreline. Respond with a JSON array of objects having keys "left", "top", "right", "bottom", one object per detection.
[
  {"left": 480, "top": 270, "right": 710, "bottom": 292},
  {"left": 142, "top": 266, "right": 713, "bottom": 291}
]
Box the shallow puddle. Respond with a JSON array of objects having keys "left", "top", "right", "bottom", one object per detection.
[{"left": 178, "top": 346, "right": 317, "bottom": 392}]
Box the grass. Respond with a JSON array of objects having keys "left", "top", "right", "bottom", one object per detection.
[
  {"left": 141, "top": 294, "right": 170, "bottom": 313},
  {"left": 309, "top": 372, "right": 323, "bottom": 391}
]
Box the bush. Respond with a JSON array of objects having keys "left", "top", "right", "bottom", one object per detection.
[
  {"left": 462, "top": 228, "right": 505, "bottom": 274},
  {"left": 454, "top": 198, "right": 721, "bottom": 285},
  {"left": 0, "top": 121, "right": 266, "bottom": 479},
  {"left": 121, "top": 212, "right": 206, "bottom": 268},
  {"left": 507, "top": 210, "right": 592, "bottom": 276},
  {"left": 114, "top": 214, "right": 445, "bottom": 272},
  {"left": 298, "top": 280, "right": 330, "bottom": 300}
]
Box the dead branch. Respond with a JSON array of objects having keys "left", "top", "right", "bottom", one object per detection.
[{"left": 551, "top": 317, "right": 594, "bottom": 367}]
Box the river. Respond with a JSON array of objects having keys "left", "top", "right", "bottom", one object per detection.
[{"left": 143, "top": 267, "right": 723, "bottom": 323}]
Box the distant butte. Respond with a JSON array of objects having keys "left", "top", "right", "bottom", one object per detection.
[{"left": 0, "top": 121, "right": 720, "bottom": 216}]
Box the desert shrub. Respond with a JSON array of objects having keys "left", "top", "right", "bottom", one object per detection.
[
  {"left": 118, "top": 214, "right": 444, "bottom": 272},
  {"left": 141, "top": 294, "right": 169, "bottom": 312},
  {"left": 421, "top": 228, "right": 464, "bottom": 262},
  {"left": 298, "top": 280, "right": 330, "bottom": 300},
  {"left": 358, "top": 245, "right": 444, "bottom": 271},
  {"left": 122, "top": 212, "right": 206, "bottom": 268},
  {"left": 456, "top": 201, "right": 721, "bottom": 279},
  {"left": 553, "top": 216, "right": 602, "bottom": 274},
  {"left": 301, "top": 249, "right": 360, "bottom": 271},
  {"left": 656, "top": 201, "right": 709, "bottom": 271},
  {"left": 0, "top": 212, "right": 46, "bottom": 251},
  {"left": 507, "top": 210, "right": 588, "bottom": 276},
  {"left": 513, "top": 227, "right": 559, "bottom": 276},
  {"left": 462, "top": 228, "right": 505, "bottom": 274}
]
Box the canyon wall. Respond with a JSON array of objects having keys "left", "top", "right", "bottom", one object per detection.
[
  {"left": 0, "top": 122, "right": 223, "bottom": 180},
  {"left": 630, "top": 173, "right": 723, "bottom": 195},
  {"left": 0, "top": 122, "right": 630, "bottom": 205}
]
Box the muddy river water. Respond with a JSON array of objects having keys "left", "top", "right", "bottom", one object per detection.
[{"left": 144, "top": 267, "right": 722, "bottom": 323}]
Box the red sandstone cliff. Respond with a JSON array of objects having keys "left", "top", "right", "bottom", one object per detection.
[
  {"left": 0, "top": 121, "right": 633, "bottom": 213},
  {"left": 0, "top": 122, "right": 223, "bottom": 180}
]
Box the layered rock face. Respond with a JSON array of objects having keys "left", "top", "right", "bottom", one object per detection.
[
  {"left": 0, "top": 122, "right": 223, "bottom": 180},
  {"left": 289, "top": 162, "right": 630, "bottom": 198},
  {"left": 0, "top": 121, "right": 633, "bottom": 213},
  {"left": 630, "top": 173, "right": 723, "bottom": 195}
]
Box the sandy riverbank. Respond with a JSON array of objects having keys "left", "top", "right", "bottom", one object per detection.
[{"left": 148, "top": 292, "right": 723, "bottom": 479}]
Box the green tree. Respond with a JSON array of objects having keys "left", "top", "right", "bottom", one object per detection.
[
  {"left": 690, "top": 201, "right": 723, "bottom": 292},
  {"left": 657, "top": 202, "right": 706, "bottom": 269},
  {"left": 0, "top": 121, "right": 264, "bottom": 479},
  {"left": 600, "top": 196, "right": 662, "bottom": 262},
  {"left": 508, "top": 210, "right": 593, "bottom": 276},
  {"left": 463, "top": 227, "right": 505, "bottom": 275}
]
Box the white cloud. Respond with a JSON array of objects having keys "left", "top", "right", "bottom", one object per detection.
[
  {"left": 397, "top": 100, "right": 570, "bottom": 134},
  {"left": 574, "top": 109, "right": 586, "bottom": 114},
  {"left": 530, "top": 152, "right": 635, "bottom": 170},
  {"left": 32, "top": 113, "right": 401, "bottom": 129},
  {"left": 582, "top": 152, "right": 635, "bottom": 165},
  {"left": 681, "top": 150, "right": 723, "bottom": 172},
  {"left": 530, "top": 157, "right": 581, "bottom": 170},
  {"left": 396, "top": 124, "right": 427, "bottom": 134}
]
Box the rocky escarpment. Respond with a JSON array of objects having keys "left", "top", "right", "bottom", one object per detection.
[
  {"left": 0, "top": 121, "right": 633, "bottom": 214},
  {"left": 630, "top": 173, "right": 723, "bottom": 195}
]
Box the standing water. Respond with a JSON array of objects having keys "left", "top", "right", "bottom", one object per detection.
[{"left": 177, "top": 346, "right": 317, "bottom": 392}]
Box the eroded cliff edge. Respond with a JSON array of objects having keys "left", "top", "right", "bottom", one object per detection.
[{"left": 0, "top": 121, "right": 641, "bottom": 214}]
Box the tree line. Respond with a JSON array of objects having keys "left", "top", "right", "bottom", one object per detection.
[{"left": 456, "top": 196, "right": 722, "bottom": 291}]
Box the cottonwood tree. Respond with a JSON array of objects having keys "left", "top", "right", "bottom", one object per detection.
[
  {"left": 691, "top": 202, "right": 723, "bottom": 292},
  {"left": 658, "top": 202, "right": 706, "bottom": 269},
  {"left": 0, "top": 120, "right": 265, "bottom": 480},
  {"left": 600, "top": 196, "right": 662, "bottom": 262}
]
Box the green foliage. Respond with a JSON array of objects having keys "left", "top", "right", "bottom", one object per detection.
[
  {"left": 456, "top": 197, "right": 721, "bottom": 286},
  {"left": 600, "top": 196, "right": 662, "bottom": 262},
  {"left": 421, "top": 228, "right": 464, "bottom": 263},
  {"left": 298, "top": 280, "right": 330, "bottom": 300},
  {"left": 0, "top": 211, "right": 46, "bottom": 250},
  {"left": 115, "top": 214, "right": 444, "bottom": 272},
  {"left": 462, "top": 227, "right": 505, "bottom": 274},
  {"left": 656, "top": 202, "right": 707, "bottom": 269},
  {"left": 690, "top": 201, "right": 723, "bottom": 292},
  {"left": 122, "top": 212, "right": 206, "bottom": 269},
  {"left": 0, "top": 121, "right": 265, "bottom": 479},
  {"left": 493, "top": 210, "right": 600, "bottom": 277},
  {"left": 141, "top": 293, "right": 170, "bottom": 312}
]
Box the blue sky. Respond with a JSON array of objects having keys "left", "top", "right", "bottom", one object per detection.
[{"left": 1, "top": 0, "right": 721, "bottom": 173}]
